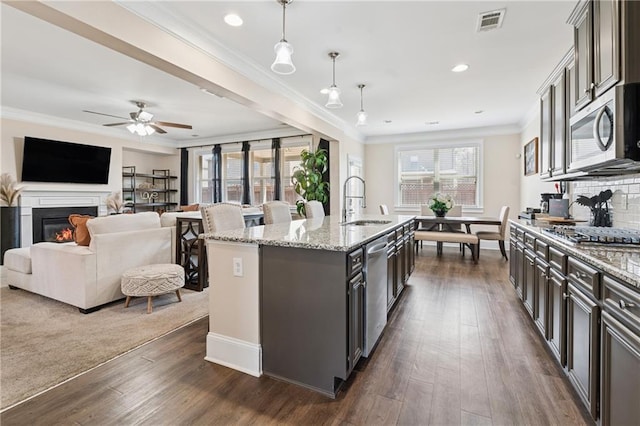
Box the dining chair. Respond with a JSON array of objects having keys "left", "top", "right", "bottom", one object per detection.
[
  {"left": 379, "top": 204, "right": 389, "bottom": 215},
  {"left": 263, "top": 201, "right": 292, "bottom": 225},
  {"left": 200, "top": 203, "right": 245, "bottom": 233},
  {"left": 475, "top": 206, "right": 510, "bottom": 260},
  {"left": 304, "top": 200, "right": 325, "bottom": 219}
]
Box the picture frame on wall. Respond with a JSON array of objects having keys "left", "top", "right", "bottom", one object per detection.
[{"left": 524, "top": 137, "right": 538, "bottom": 176}]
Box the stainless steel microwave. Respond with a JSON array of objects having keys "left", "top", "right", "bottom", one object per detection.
[{"left": 568, "top": 82, "right": 640, "bottom": 175}]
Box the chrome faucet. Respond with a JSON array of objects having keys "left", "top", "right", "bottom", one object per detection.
[{"left": 342, "top": 175, "right": 366, "bottom": 222}]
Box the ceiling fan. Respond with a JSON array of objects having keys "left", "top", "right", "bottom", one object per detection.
[{"left": 83, "top": 101, "right": 192, "bottom": 135}]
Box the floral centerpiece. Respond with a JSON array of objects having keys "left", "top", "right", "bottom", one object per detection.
[{"left": 428, "top": 192, "right": 454, "bottom": 217}]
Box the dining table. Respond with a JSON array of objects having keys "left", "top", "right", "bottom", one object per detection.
[{"left": 415, "top": 215, "right": 502, "bottom": 256}]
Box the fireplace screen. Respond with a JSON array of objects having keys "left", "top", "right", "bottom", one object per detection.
[{"left": 32, "top": 206, "right": 98, "bottom": 244}]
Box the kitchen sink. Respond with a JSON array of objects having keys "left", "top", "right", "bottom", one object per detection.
[{"left": 342, "top": 220, "right": 392, "bottom": 226}]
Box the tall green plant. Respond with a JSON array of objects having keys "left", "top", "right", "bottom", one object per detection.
[{"left": 291, "top": 148, "right": 330, "bottom": 216}]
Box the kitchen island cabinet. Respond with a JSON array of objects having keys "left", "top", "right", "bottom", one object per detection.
[
  {"left": 509, "top": 219, "right": 640, "bottom": 422},
  {"left": 202, "top": 215, "right": 415, "bottom": 397}
]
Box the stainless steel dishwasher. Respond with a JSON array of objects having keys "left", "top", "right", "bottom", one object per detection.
[{"left": 363, "top": 235, "right": 388, "bottom": 357}]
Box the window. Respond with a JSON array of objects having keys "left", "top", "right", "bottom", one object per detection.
[
  {"left": 223, "top": 151, "right": 243, "bottom": 203},
  {"left": 396, "top": 142, "right": 481, "bottom": 209},
  {"left": 251, "top": 143, "right": 275, "bottom": 205},
  {"left": 192, "top": 136, "right": 312, "bottom": 206},
  {"left": 282, "top": 144, "right": 309, "bottom": 205},
  {"left": 198, "top": 153, "right": 214, "bottom": 203}
]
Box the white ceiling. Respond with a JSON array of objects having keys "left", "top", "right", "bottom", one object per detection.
[{"left": 1, "top": 1, "right": 575, "bottom": 146}]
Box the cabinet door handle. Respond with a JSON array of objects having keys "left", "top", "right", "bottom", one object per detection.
[
  {"left": 541, "top": 272, "right": 547, "bottom": 278},
  {"left": 584, "top": 88, "right": 591, "bottom": 94},
  {"left": 563, "top": 293, "right": 570, "bottom": 300},
  {"left": 529, "top": 261, "right": 534, "bottom": 266},
  {"left": 619, "top": 300, "right": 636, "bottom": 310},
  {"left": 590, "top": 82, "right": 596, "bottom": 89},
  {"left": 575, "top": 271, "right": 586, "bottom": 280}
]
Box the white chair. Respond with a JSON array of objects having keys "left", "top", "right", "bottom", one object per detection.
[
  {"left": 379, "top": 204, "right": 389, "bottom": 215},
  {"left": 200, "top": 203, "right": 245, "bottom": 233},
  {"left": 476, "top": 206, "right": 510, "bottom": 260},
  {"left": 263, "top": 201, "right": 292, "bottom": 225},
  {"left": 305, "top": 200, "right": 325, "bottom": 219}
]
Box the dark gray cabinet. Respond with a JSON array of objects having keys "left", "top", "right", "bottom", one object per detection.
[
  {"left": 540, "top": 87, "right": 553, "bottom": 179},
  {"left": 600, "top": 275, "right": 640, "bottom": 426},
  {"left": 593, "top": 0, "right": 620, "bottom": 97},
  {"left": 570, "top": 0, "right": 594, "bottom": 111},
  {"left": 548, "top": 268, "right": 568, "bottom": 366},
  {"left": 386, "top": 231, "right": 396, "bottom": 312},
  {"left": 566, "top": 282, "right": 600, "bottom": 420},
  {"left": 348, "top": 271, "right": 364, "bottom": 373},
  {"left": 534, "top": 258, "right": 549, "bottom": 337},
  {"left": 523, "top": 249, "right": 536, "bottom": 317},
  {"left": 551, "top": 70, "right": 567, "bottom": 176}
]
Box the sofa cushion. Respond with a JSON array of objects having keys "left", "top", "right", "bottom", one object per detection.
[
  {"left": 87, "top": 211, "right": 160, "bottom": 236},
  {"left": 160, "top": 211, "right": 202, "bottom": 228},
  {"left": 4, "top": 247, "right": 32, "bottom": 274},
  {"left": 69, "top": 214, "right": 94, "bottom": 246}
]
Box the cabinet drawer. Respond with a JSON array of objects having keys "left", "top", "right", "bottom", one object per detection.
[
  {"left": 524, "top": 233, "right": 536, "bottom": 251},
  {"left": 603, "top": 275, "right": 640, "bottom": 333},
  {"left": 535, "top": 239, "right": 549, "bottom": 260},
  {"left": 348, "top": 248, "right": 364, "bottom": 277},
  {"left": 549, "top": 246, "right": 567, "bottom": 274},
  {"left": 567, "top": 256, "right": 601, "bottom": 300},
  {"left": 510, "top": 224, "right": 518, "bottom": 238},
  {"left": 515, "top": 227, "right": 525, "bottom": 242},
  {"left": 386, "top": 231, "right": 396, "bottom": 245}
]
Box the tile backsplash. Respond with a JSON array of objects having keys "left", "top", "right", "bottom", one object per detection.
[{"left": 571, "top": 173, "right": 640, "bottom": 230}]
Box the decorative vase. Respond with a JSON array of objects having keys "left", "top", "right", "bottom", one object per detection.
[
  {"left": 434, "top": 209, "right": 447, "bottom": 218},
  {"left": 1, "top": 206, "right": 21, "bottom": 265}
]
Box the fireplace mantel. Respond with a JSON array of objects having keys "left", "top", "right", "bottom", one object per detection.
[{"left": 20, "top": 190, "right": 111, "bottom": 247}]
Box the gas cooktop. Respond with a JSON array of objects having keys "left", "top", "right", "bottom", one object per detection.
[{"left": 542, "top": 226, "right": 640, "bottom": 246}]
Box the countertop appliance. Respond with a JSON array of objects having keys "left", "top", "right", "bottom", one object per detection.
[
  {"left": 363, "top": 235, "right": 388, "bottom": 357},
  {"left": 542, "top": 225, "right": 640, "bottom": 246},
  {"left": 568, "top": 82, "right": 640, "bottom": 175}
]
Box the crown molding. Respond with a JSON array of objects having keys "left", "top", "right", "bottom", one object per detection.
[
  {"left": 518, "top": 100, "right": 540, "bottom": 132},
  {"left": 1, "top": 106, "right": 176, "bottom": 148},
  {"left": 364, "top": 123, "right": 521, "bottom": 145}
]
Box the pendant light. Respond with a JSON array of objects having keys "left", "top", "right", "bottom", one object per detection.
[
  {"left": 326, "top": 52, "right": 343, "bottom": 108},
  {"left": 271, "top": 0, "right": 295, "bottom": 75},
  {"left": 356, "top": 84, "right": 368, "bottom": 126}
]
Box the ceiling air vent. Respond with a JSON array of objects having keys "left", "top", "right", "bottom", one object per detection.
[{"left": 477, "top": 9, "right": 506, "bottom": 32}]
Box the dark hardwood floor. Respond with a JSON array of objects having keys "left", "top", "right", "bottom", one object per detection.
[{"left": 1, "top": 248, "right": 592, "bottom": 425}]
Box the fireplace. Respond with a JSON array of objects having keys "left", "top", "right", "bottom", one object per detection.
[{"left": 32, "top": 207, "right": 98, "bottom": 244}]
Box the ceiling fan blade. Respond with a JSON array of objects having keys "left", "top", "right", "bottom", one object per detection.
[
  {"left": 149, "top": 124, "right": 167, "bottom": 134},
  {"left": 83, "top": 110, "right": 130, "bottom": 120},
  {"left": 103, "top": 122, "right": 131, "bottom": 127},
  {"left": 154, "top": 121, "right": 192, "bottom": 129}
]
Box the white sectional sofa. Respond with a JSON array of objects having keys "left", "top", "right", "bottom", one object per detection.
[{"left": 5, "top": 212, "right": 176, "bottom": 313}]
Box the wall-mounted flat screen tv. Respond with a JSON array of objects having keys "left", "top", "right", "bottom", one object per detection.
[{"left": 21, "top": 137, "right": 112, "bottom": 184}]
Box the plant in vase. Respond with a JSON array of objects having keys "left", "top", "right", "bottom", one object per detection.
[
  {"left": 1, "top": 173, "right": 25, "bottom": 263},
  {"left": 291, "top": 148, "right": 330, "bottom": 217},
  {"left": 575, "top": 189, "right": 612, "bottom": 227},
  {"left": 428, "top": 192, "right": 454, "bottom": 217}
]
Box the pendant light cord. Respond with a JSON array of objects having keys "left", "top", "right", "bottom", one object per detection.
[
  {"left": 281, "top": 1, "right": 287, "bottom": 41},
  {"left": 360, "top": 86, "right": 364, "bottom": 110},
  {"left": 332, "top": 56, "right": 336, "bottom": 86}
]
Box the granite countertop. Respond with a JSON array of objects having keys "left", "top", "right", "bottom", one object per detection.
[
  {"left": 201, "top": 214, "right": 415, "bottom": 252},
  {"left": 511, "top": 219, "right": 640, "bottom": 289}
]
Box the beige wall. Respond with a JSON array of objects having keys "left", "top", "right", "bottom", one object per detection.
[
  {"left": 519, "top": 112, "right": 557, "bottom": 211},
  {"left": 364, "top": 130, "right": 521, "bottom": 224},
  {"left": 1, "top": 117, "right": 179, "bottom": 195}
]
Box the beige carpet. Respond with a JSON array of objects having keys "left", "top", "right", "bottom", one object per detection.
[{"left": 0, "top": 285, "right": 209, "bottom": 410}]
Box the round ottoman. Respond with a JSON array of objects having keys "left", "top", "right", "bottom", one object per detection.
[{"left": 121, "top": 264, "right": 185, "bottom": 314}]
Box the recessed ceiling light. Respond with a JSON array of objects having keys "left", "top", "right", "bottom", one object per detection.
[
  {"left": 426, "top": 121, "right": 440, "bottom": 125},
  {"left": 224, "top": 13, "right": 243, "bottom": 27},
  {"left": 192, "top": 134, "right": 199, "bottom": 137},
  {"left": 451, "top": 64, "right": 469, "bottom": 73},
  {"left": 384, "top": 120, "right": 392, "bottom": 124},
  {"left": 475, "top": 110, "right": 484, "bottom": 114}
]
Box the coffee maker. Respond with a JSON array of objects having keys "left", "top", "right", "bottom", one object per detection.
[{"left": 540, "top": 193, "right": 563, "bottom": 214}]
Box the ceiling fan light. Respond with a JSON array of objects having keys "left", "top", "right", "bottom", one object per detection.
[
  {"left": 139, "top": 111, "right": 154, "bottom": 121},
  {"left": 145, "top": 125, "right": 155, "bottom": 136},
  {"left": 356, "top": 110, "right": 368, "bottom": 126},
  {"left": 271, "top": 41, "right": 295, "bottom": 75},
  {"left": 126, "top": 123, "right": 137, "bottom": 134},
  {"left": 325, "top": 85, "right": 343, "bottom": 108}
]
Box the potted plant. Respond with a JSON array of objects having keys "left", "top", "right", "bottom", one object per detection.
[
  {"left": 575, "top": 189, "right": 612, "bottom": 227},
  {"left": 428, "top": 192, "right": 454, "bottom": 217},
  {"left": 291, "top": 148, "right": 330, "bottom": 216},
  {"left": 1, "top": 173, "right": 24, "bottom": 264}
]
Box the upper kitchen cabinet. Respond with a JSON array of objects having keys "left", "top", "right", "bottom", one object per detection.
[
  {"left": 538, "top": 50, "right": 573, "bottom": 180},
  {"left": 568, "top": 0, "right": 640, "bottom": 114}
]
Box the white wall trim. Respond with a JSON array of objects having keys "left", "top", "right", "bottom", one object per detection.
[
  {"left": 365, "top": 124, "right": 520, "bottom": 145},
  {"left": 205, "top": 332, "right": 262, "bottom": 378}
]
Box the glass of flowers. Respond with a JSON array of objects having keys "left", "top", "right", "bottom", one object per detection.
[{"left": 428, "top": 192, "right": 454, "bottom": 217}]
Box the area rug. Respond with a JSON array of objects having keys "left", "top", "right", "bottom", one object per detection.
[{"left": 0, "top": 285, "right": 209, "bottom": 410}]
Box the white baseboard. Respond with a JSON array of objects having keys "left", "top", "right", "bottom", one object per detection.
[{"left": 204, "top": 332, "right": 262, "bottom": 377}]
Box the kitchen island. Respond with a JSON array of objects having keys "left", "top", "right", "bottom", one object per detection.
[{"left": 201, "top": 214, "right": 415, "bottom": 397}]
